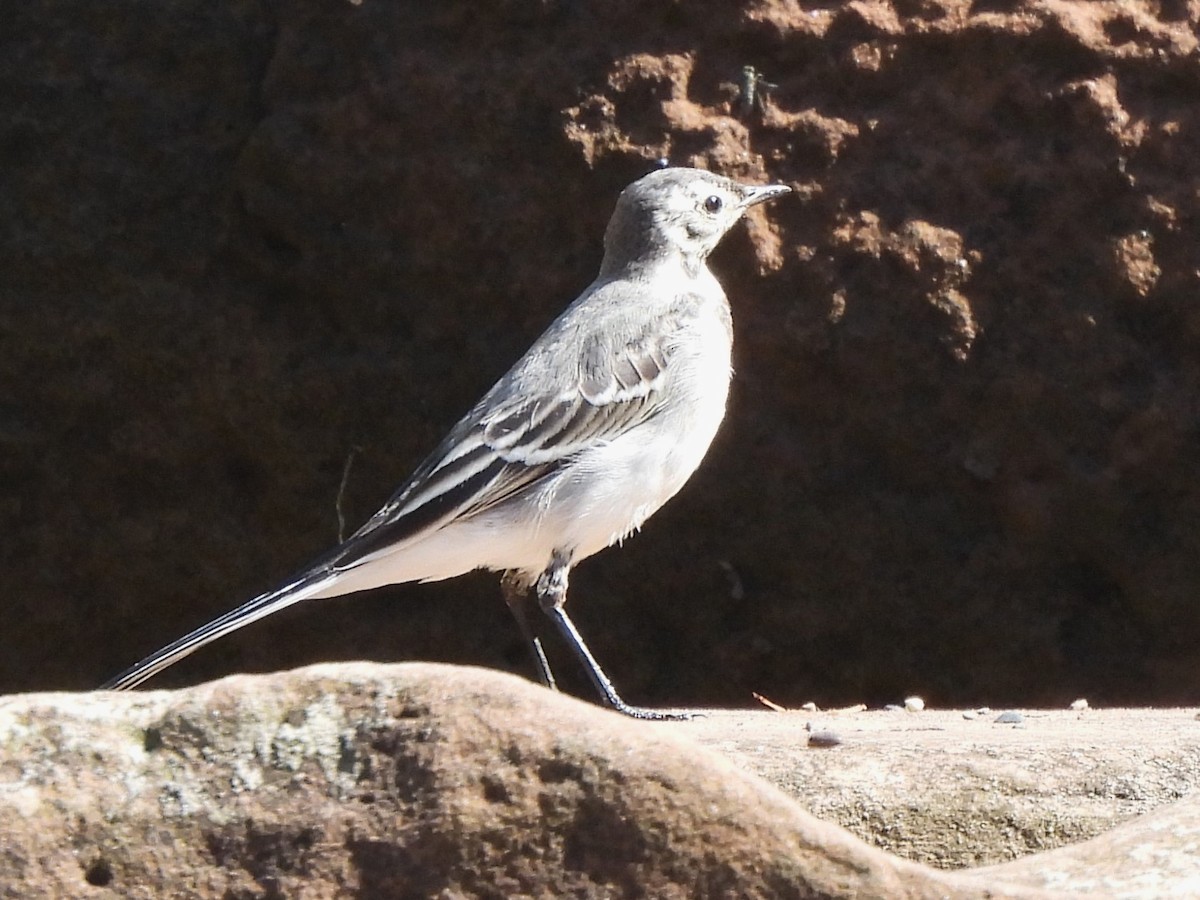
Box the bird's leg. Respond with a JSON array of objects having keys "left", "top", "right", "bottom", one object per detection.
[
  {"left": 535, "top": 552, "right": 693, "bottom": 721},
  {"left": 500, "top": 571, "right": 557, "bottom": 690}
]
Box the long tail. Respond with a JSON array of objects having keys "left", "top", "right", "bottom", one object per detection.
[{"left": 99, "top": 571, "right": 340, "bottom": 690}]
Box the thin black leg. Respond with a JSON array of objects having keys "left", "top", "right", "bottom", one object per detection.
[
  {"left": 535, "top": 553, "right": 693, "bottom": 721},
  {"left": 501, "top": 571, "right": 557, "bottom": 690}
]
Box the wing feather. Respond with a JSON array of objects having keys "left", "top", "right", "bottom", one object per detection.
[{"left": 328, "top": 303, "right": 691, "bottom": 571}]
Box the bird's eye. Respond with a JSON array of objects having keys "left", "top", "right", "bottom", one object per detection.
[{"left": 703, "top": 195, "right": 723, "bottom": 214}]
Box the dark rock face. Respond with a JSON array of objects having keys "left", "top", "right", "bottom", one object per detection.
[{"left": 4, "top": 1, "right": 1199, "bottom": 707}]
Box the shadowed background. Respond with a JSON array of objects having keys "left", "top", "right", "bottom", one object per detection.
[{"left": 3, "top": 0, "right": 1198, "bottom": 707}]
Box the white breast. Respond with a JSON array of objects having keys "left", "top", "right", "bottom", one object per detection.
[{"left": 541, "top": 287, "right": 734, "bottom": 565}]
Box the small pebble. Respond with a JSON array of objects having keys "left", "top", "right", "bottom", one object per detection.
[
  {"left": 800, "top": 701, "right": 819, "bottom": 712},
  {"left": 808, "top": 730, "right": 842, "bottom": 748},
  {"left": 904, "top": 696, "right": 925, "bottom": 712},
  {"left": 883, "top": 704, "right": 904, "bottom": 712},
  {"left": 962, "top": 710, "right": 978, "bottom": 720},
  {"left": 994, "top": 710, "right": 1024, "bottom": 724},
  {"left": 1070, "top": 698, "right": 1089, "bottom": 711}
]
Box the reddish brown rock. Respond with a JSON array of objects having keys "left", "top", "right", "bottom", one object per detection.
[
  {"left": 4, "top": 666, "right": 1200, "bottom": 898},
  {"left": 0, "top": 665, "right": 993, "bottom": 899}
]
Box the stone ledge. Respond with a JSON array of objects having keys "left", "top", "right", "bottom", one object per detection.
[
  {"left": 683, "top": 705, "right": 1200, "bottom": 867},
  {"left": 1, "top": 663, "right": 1196, "bottom": 898}
]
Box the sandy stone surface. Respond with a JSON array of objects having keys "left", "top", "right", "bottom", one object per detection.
[
  {"left": 3, "top": 664, "right": 1199, "bottom": 898},
  {"left": 678, "top": 705, "right": 1200, "bottom": 867}
]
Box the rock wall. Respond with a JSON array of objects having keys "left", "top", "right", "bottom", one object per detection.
[{"left": 3, "top": 0, "right": 1199, "bottom": 707}]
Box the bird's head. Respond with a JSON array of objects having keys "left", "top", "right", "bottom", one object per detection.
[{"left": 601, "top": 167, "right": 790, "bottom": 275}]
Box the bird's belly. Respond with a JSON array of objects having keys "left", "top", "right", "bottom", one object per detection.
[
  {"left": 322, "top": 403, "right": 729, "bottom": 593},
  {"left": 550, "top": 346, "right": 733, "bottom": 562},
  {"left": 556, "top": 437, "right": 711, "bottom": 560}
]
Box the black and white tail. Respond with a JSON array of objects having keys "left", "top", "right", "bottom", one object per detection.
[{"left": 99, "top": 571, "right": 340, "bottom": 690}]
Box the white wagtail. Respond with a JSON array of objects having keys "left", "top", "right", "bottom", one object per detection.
[{"left": 101, "top": 167, "right": 790, "bottom": 719}]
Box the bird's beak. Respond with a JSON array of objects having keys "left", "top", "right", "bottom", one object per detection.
[{"left": 741, "top": 183, "right": 792, "bottom": 208}]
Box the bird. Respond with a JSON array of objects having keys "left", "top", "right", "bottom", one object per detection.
[{"left": 100, "top": 166, "right": 791, "bottom": 719}]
